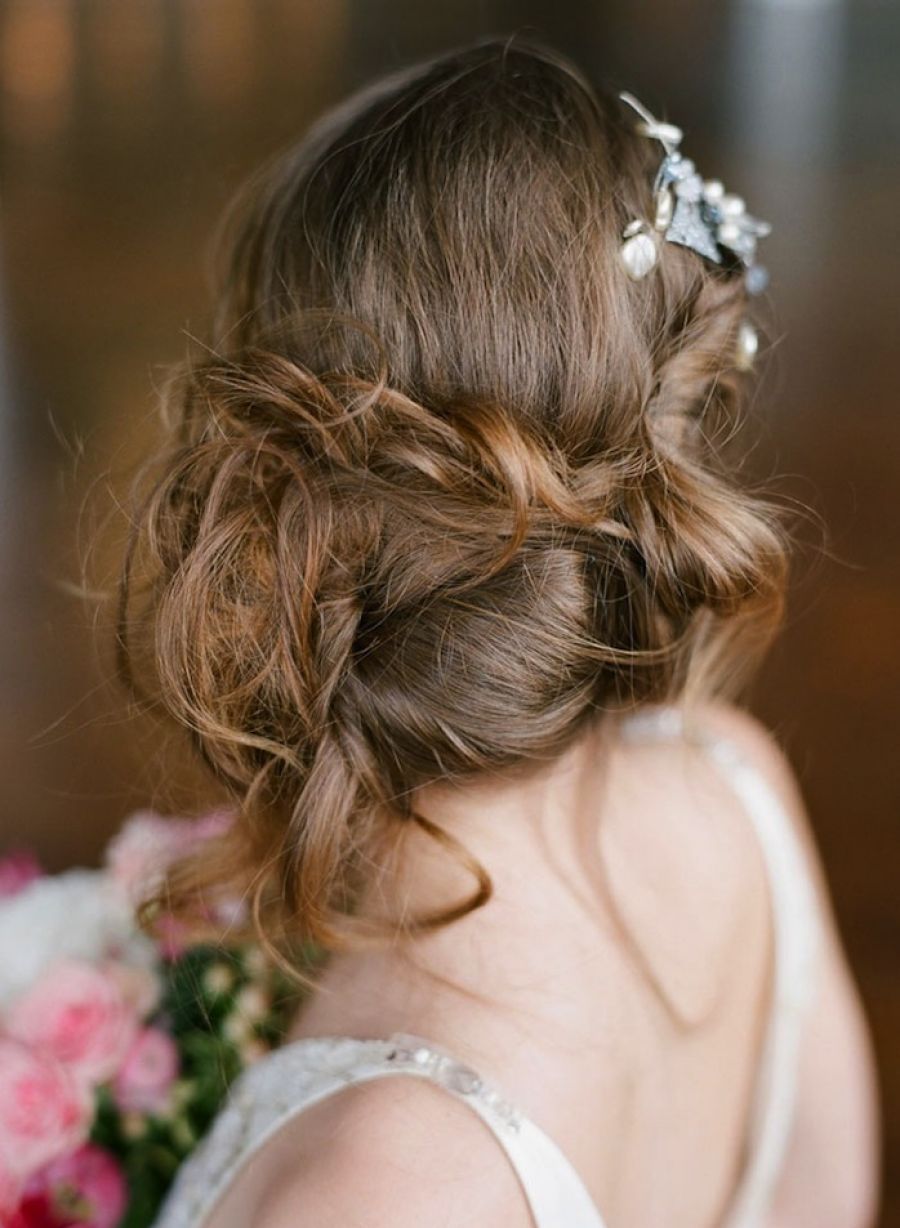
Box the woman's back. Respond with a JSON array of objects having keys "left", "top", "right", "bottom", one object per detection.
[
  {"left": 152, "top": 702, "right": 877, "bottom": 1228},
  {"left": 280, "top": 714, "right": 772, "bottom": 1228}
]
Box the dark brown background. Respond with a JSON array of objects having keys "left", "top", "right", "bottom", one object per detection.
[{"left": 1, "top": 0, "right": 896, "bottom": 1219}]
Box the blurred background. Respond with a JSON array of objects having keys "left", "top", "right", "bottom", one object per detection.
[{"left": 0, "top": 0, "right": 896, "bottom": 1216}]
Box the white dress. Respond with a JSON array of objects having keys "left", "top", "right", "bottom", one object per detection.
[{"left": 152, "top": 708, "right": 823, "bottom": 1228}]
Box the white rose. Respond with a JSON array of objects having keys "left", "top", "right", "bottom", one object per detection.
[
  {"left": 0, "top": 869, "right": 157, "bottom": 1010},
  {"left": 234, "top": 984, "right": 270, "bottom": 1021}
]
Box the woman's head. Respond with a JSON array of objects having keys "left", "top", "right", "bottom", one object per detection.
[{"left": 118, "top": 35, "right": 787, "bottom": 966}]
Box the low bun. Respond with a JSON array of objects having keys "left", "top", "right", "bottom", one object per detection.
[{"left": 117, "top": 38, "right": 788, "bottom": 969}]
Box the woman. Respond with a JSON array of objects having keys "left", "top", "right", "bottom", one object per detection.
[{"left": 124, "top": 35, "right": 880, "bottom": 1228}]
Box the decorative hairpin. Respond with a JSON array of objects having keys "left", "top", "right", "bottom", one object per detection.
[{"left": 617, "top": 92, "right": 771, "bottom": 297}]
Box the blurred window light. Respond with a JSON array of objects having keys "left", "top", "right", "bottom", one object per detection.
[
  {"left": 1, "top": 0, "right": 75, "bottom": 142},
  {"left": 728, "top": 0, "right": 847, "bottom": 306},
  {"left": 730, "top": 0, "right": 846, "bottom": 161},
  {"left": 743, "top": 0, "right": 841, "bottom": 8}
]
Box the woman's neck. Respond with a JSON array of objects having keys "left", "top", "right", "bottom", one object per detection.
[{"left": 287, "top": 711, "right": 623, "bottom": 1052}]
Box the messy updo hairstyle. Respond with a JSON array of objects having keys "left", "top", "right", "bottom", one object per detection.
[{"left": 117, "top": 35, "right": 788, "bottom": 971}]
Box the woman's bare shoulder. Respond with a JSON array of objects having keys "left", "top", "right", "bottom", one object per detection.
[
  {"left": 614, "top": 699, "right": 816, "bottom": 873},
  {"left": 689, "top": 703, "right": 882, "bottom": 1226},
  {"left": 685, "top": 700, "right": 835, "bottom": 905},
  {"left": 650, "top": 697, "right": 848, "bottom": 947},
  {"left": 687, "top": 701, "right": 802, "bottom": 784},
  {"left": 245, "top": 1076, "right": 534, "bottom": 1228}
]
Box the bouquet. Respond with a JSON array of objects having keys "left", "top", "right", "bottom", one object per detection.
[{"left": 0, "top": 813, "right": 305, "bottom": 1228}]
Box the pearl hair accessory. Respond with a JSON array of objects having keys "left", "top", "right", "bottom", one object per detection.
[
  {"left": 735, "top": 320, "right": 759, "bottom": 371},
  {"left": 618, "top": 91, "right": 772, "bottom": 296}
]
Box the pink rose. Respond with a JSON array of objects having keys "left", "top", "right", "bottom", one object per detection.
[
  {"left": 153, "top": 911, "right": 190, "bottom": 962},
  {"left": 17, "top": 1144, "right": 127, "bottom": 1228},
  {"left": 105, "top": 809, "right": 233, "bottom": 906},
  {"left": 0, "top": 1039, "right": 91, "bottom": 1181},
  {"left": 0, "top": 850, "right": 42, "bottom": 899},
  {"left": 112, "top": 1027, "right": 179, "bottom": 1115},
  {"left": 104, "top": 961, "right": 161, "bottom": 1021},
  {"left": 6, "top": 961, "right": 137, "bottom": 1087},
  {"left": 0, "top": 1152, "right": 23, "bottom": 1219}
]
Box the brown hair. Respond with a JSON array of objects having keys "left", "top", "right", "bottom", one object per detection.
[{"left": 117, "top": 35, "right": 787, "bottom": 974}]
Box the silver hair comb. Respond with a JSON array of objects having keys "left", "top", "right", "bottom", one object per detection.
[{"left": 618, "top": 91, "right": 771, "bottom": 297}]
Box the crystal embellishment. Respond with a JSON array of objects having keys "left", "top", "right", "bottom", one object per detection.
[
  {"left": 149, "top": 1034, "right": 527, "bottom": 1228},
  {"left": 444, "top": 1063, "right": 483, "bottom": 1095},
  {"left": 385, "top": 1032, "right": 523, "bottom": 1132},
  {"left": 618, "top": 91, "right": 771, "bottom": 295}
]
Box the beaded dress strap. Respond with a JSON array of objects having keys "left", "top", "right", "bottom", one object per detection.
[{"left": 152, "top": 1032, "right": 609, "bottom": 1228}]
